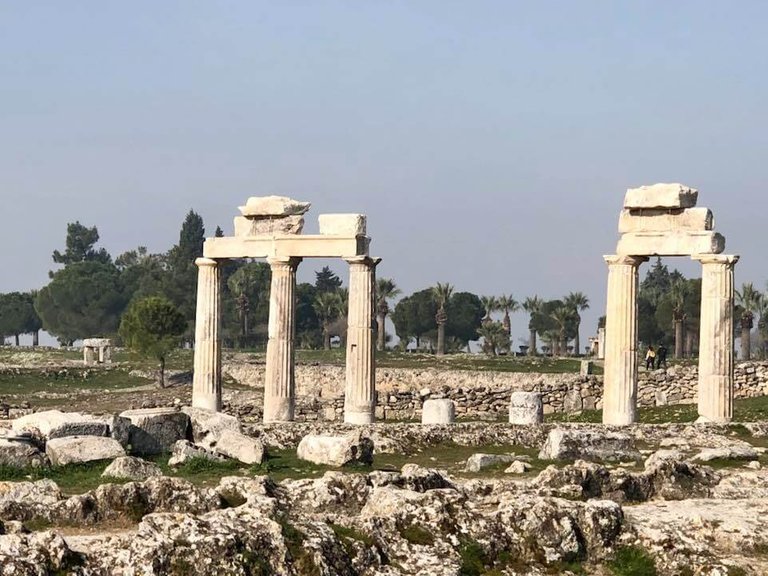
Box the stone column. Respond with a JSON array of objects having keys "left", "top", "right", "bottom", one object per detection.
[
  {"left": 344, "top": 257, "right": 380, "bottom": 424},
  {"left": 263, "top": 257, "right": 301, "bottom": 423},
  {"left": 83, "top": 347, "right": 95, "bottom": 366},
  {"left": 192, "top": 257, "right": 222, "bottom": 411},
  {"left": 694, "top": 254, "right": 739, "bottom": 423},
  {"left": 602, "top": 255, "right": 647, "bottom": 425}
]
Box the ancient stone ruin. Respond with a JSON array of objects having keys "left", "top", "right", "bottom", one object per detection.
[
  {"left": 82, "top": 338, "right": 113, "bottom": 366},
  {"left": 602, "top": 183, "right": 738, "bottom": 425},
  {"left": 191, "top": 195, "right": 380, "bottom": 424}
]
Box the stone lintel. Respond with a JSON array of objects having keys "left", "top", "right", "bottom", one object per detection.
[
  {"left": 623, "top": 183, "right": 698, "bottom": 209},
  {"left": 616, "top": 231, "right": 725, "bottom": 257},
  {"left": 618, "top": 207, "right": 714, "bottom": 234},
  {"left": 691, "top": 254, "right": 739, "bottom": 266},
  {"left": 203, "top": 235, "right": 370, "bottom": 260}
]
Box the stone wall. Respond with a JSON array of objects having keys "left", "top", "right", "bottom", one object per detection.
[{"left": 223, "top": 359, "right": 768, "bottom": 422}]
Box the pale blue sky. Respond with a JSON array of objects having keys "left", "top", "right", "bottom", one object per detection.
[{"left": 1, "top": 1, "right": 766, "bottom": 346}]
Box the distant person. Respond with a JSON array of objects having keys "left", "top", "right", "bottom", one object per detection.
[
  {"left": 645, "top": 345, "right": 656, "bottom": 370},
  {"left": 656, "top": 345, "right": 668, "bottom": 369}
]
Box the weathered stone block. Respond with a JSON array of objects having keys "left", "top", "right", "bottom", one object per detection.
[
  {"left": 538, "top": 428, "right": 640, "bottom": 462},
  {"left": 421, "top": 399, "right": 455, "bottom": 425},
  {"left": 509, "top": 392, "right": 543, "bottom": 425},
  {"left": 616, "top": 231, "right": 724, "bottom": 256},
  {"left": 233, "top": 215, "right": 304, "bottom": 237},
  {"left": 465, "top": 453, "right": 515, "bottom": 472},
  {"left": 618, "top": 207, "right": 713, "bottom": 234},
  {"left": 623, "top": 183, "right": 698, "bottom": 209},
  {"left": 0, "top": 438, "right": 47, "bottom": 468},
  {"left": 12, "top": 410, "right": 109, "bottom": 441},
  {"left": 119, "top": 408, "right": 190, "bottom": 455},
  {"left": 181, "top": 407, "right": 242, "bottom": 448},
  {"left": 46, "top": 436, "right": 125, "bottom": 466},
  {"left": 102, "top": 456, "right": 163, "bottom": 481},
  {"left": 296, "top": 432, "right": 373, "bottom": 467},
  {"left": 318, "top": 214, "right": 367, "bottom": 236},
  {"left": 213, "top": 430, "right": 265, "bottom": 465},
  {"left": 168, "top": 440, "right": 226, "bottom": 467},
  {"left": 238, "top": 195, "right": 310, "bottom": 217}
]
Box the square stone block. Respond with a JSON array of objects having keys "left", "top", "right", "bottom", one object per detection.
[
  {"left": 238, "top": 196, "right": 310, "bottom": 217},
  {"left": 233, "top": 215, "right": 304, "bottom": 237},
  {"left": 618, "top": 207, "right": 713, "bottom": 234},
  {"left": 616, "top": 231, "right": 724, "bottom": 256},
  {"left": 623, "top": 183, "right": 698, "bottom": 209},
  {"left": 318, "top": 214, "right": 367, "bottom": 236}
]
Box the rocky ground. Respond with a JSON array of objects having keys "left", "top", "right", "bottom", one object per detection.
[{"left": 1, "top": 418, "right": 768, "bottom": 575}]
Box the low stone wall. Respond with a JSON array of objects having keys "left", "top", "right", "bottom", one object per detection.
[{"left": 224, "top": 360, "right": 768, "bottom": 422}]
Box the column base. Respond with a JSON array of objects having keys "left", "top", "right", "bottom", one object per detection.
[
  {"left": 192, "top": 392, "right": 221, "bottom": 412},
  {"left": 696, "top": 414, "right": 731, "bottom": 424},
  {"left": 263, "top": 398, "right": 295, "bottom": 423},
  {"left": 344, "top": 410, "right": 374, "bottom": 425}
]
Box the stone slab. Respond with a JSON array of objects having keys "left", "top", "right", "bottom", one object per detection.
[
  {"left": 616, "top": 231, "right": 725, "bottom": 256},
  {"left": 0, "top": 438, "right": 47, "bottom": 468},
  {"left": 46, "top": 436, "right": 125, "bottom": 466},
  {"left": 12, "top": 410, "right": 109, "bottom": 441},
  {"left": 421, "top": 399, "right": 455, "bottom": 425},
  {"left": 623, "top": 183, "right": 698, "bottom": 209},
  {"left": 238, "top": 195, "right": 311, "bottom": 217},
  {"left": 102, "top": 456, "right": 163, "bottom": 480},
  {"left": 82, "top": 338, "right": 112, "bottom": 347},
  {"left": 119, "top": 408, "right": 190, "bottom": 455},
  {"left": 318, "top": 214, "right": 367, "bottom": 237},
  {"left": 509, "top": 392, "right": 543, "bottom": 425},
  {"left": 203, "top": 235, "right": 369, "bottom": 259},
  {"left": 296, "top": 432, "right": 373, "bottom": 467},
  {"left": 168, "top": 439, "right": 226, "bottom": 467},
  {"left": 538, "top": 428, "right": 641, "bottom": 462},
  {"left": 618, "top": 207, "right": 713, "bottom": 234},
  {"left": 233, "top": 215, "right": 304, "bottom": 237},
  {"left": 181, "top": 407, "right": 242, "bottom": 448},
  {"left": 213, "top": 430, "right": 265, "bottom": 465}
]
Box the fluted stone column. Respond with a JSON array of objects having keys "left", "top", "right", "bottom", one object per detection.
[
  {"left": 344, "top": 257, "right": 380, "bottom": 424},
  {"left": 694, "top": 254, "right": 739, "bottom": 423},
  {"left": 192, "top": 258, "right": 222, "bottom": 411},
  {"left": 263, "top": 257, "right": 301, "bottom": 423},
  {"left": 602, "top": 255, "right": 647, "bottom": 425}
]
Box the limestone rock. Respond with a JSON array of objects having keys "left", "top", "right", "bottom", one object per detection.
[
  {"left": 119, "top": 408, "right": 190, "bottom": 455},
  {"left": 509, "top": 391, "right": 543, "bottom": 425},
  {"left": 538, "top": 428, "right": 640, "bottom": 462},
  {"left": 238, "top": 195, "right": 311, "bottom": 217},
  {"left": 421, "top": 399, "right": 455, "bottom": 424},
  {"left": 318, "top": 213, "right": 367, "bottom": 236},
  {"left": 46, "top": 436, "right": 125, "bottom": 466},
  {"left": 616, "top": 230, "right": 725, "bottom": 256},
  {"left": 296, "top": 432, "right": 373, "bottom": 467},
  {"left": 181, "top": 407, "right": 242, "bottom": 448},
  {"left": 0, "top": 437, "right": 47, "bottom": 468},
  {"left": 505, "top": 461, "right": 532, "bottom": 474},
  {"left": 168, "top": 439, "right": 227, "bottom": 467},
  {"left": 213, "top": 430, "right": 265, "bottom": 465},
  {"left": 0, "top": 531, "right": 79, "bottom": 575},
  {"left": 623, "top": 183, "right": 699, "bottom": 209},
  {"left": 0, "top": 479, "right": 61, "bottom": 505},
  {"left": 233, "top": 214, "right": 304, "bottom": 236},
  {"left": 619, "top": 206, "right": 714, "bottom": 233},
  {"left": 12, "top": 409, "right": 109, "bottom": 441},
  {"left": 102, "top": 456, "right": 163, "bottom": 481},
  {"left": 465, "top": 453, "right": 516, "bottom": 472},
  {"left": 399, "top": 464, "right": 454, "bottom": 491},
  {"left": 692, "top": 445, "right": 758, "bottom": 462}
]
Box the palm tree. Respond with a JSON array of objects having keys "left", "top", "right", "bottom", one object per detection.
[
  {"left": 432, "top": 283, "right": 454, "bottom": 356},
  {"left": 564, "top": 292, "right": 589, "bottom": 357},
  {"left": 313, "top": 292, "right": 343, "bottom": 350},
  {"left": 522, "top": 296, "right": 543, "bottom": 355},
  {"left": 669, "top": 279, "right": 688, "bottom": 359},
  {"left": 757, "top": 294, "right": 768, "bottom": 359},
  {"left": 375, "top": 278, "right": 401, "bottom": 352},
  {"left": 480, "top": 296, "right": 499, "bottom": 326},
  {"left": 477, "top": 321, "right": 508, "bottom": 356},
  {"left": 497, "top": 295, "right": 519, "bottom": 354},
  {"left": 549, "top": 305, "right": 573, "bottom": 358},
  {"left": 736, "top": 282, "right": 762, "bottom": 360}
]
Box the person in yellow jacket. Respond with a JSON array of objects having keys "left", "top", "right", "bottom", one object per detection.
[{"left": 645, "top": 345, "right": 656, "bottom": 370}]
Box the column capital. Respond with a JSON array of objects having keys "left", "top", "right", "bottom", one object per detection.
[
  {"left": 692, "top": 254, "right": 740, "bottom": 266},
  {"left": 603, "top": 254, "right": 648, "bottom": 267},
  {"left": 344, "top": 256, "right": 382, "bottom": 267},
  {"left": 195, "top": 257, "right": 219, "bottom": 268},
  {"left": 266, "top": 256, "right": 302, "bottom": 269}
]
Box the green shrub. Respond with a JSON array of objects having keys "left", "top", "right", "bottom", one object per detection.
[{"left": 608, "top": 546, "right": 657, "bottom": 576}]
